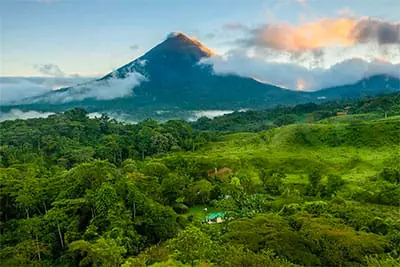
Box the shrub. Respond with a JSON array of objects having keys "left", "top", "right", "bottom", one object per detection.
[
  {"left": 380, "top": 167, "right": 400, "bottom": 184},
  {"left": 303, "top": 201, "right": 328, "bottom": 216}
]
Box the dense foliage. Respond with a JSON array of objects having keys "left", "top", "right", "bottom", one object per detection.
[
  {"left": 1, "top": 95, "right": 400, "bottom": 266},
  {"left": 192, "top": 92, "right": 400, "bottom": 133}
]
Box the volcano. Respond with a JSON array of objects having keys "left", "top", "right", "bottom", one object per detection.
[
  {"left": 3, "top": 32, "right": 399, "bottom": 114},
  {"left": 94, "top": 31, "right": 309, "bottom": 108},
  {"left": 6, "top": 32, "right": 309, "bottom": 112}
]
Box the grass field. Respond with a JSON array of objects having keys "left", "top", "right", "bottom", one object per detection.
[{"left": 170, "top": 116, "right": 400, "bottom": 189}]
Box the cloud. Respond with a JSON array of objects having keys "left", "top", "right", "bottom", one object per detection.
[
  {"left": 33, "top": 63, "right": 85, "bottom": 79},
  {"left": 30, "top": 72, "right": 147, "bottom": 104},
  {"left": 337, "top": 7, "right": 355, "bottom": 18},
  {"left": 188, "top": 110, "right": 235, "bottom": 121},
  {"left": 201, "top": 54, "right": 400, "bottom": 91},
  {"left": 204, "top": 33, "right": 216, "bottom": 40},
  {"left": 352, "top": 18, "right": 400, "bottom": 45},
  {"left": 239, "top": 17, "right": 400, "bottom": 53},
  {"left": 130, "top": 45, "right": 140, "bottom": 51},
  {"left": 0, "top": 109, "right": 54, "bottom": 122},
  {"left": 241, "top": 18, "right": 357, "bottom": 53},
  {"left": 2, "top": 59, "right": 146, "bottom": 105},
  {"left": 88, "top": 112, "right": 139, "bottom": 123},
  {"left": 0, "top": 76, "right": 94, "bottom": 105},
  {"left": 1, "top": 78, "right": 51, "bottom": 105},
  {"left": 296, "top": 0, "right": 307, "bottom": 6},
  {"left": 223, "top": 23, "right": 249, "bottom": 31},
  {"left": 34, "top": 63, "right": 65, "bottom": 77}
]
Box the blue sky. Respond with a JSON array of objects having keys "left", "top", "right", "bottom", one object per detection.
[{"left": 2, "top": 0, "right": 399, "bottom": 77}]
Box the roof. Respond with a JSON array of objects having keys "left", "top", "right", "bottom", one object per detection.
[{"left": 205, "top": 212, "right": 225, "bottom": 220}]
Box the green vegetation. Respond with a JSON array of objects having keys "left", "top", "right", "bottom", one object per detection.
[
  {"left": 192, "top": 92, "right": 400, "bottom": 133},
  {"left": 1, "top": 94, "right": 400, "bottom": 266}
]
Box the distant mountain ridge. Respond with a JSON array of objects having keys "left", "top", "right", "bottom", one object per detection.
[
  {"left": 315, "top": 74, "right": 400, "bottom": 99},
  {"left": 2, "top": 32, "right": 399, "bottom": 114}
]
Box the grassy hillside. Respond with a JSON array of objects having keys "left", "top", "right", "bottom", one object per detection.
[{"left": 171, "top": 117, "right": 400, "bottom": 182}]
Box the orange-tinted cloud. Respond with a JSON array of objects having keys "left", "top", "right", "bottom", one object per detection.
[
  {"left": 254, "top": 18, "right": 357, "bottom": 52},
  {"left": 241, "top": 18, "right": 400, "bottom": 53},
  {"left": 296, "top": 79, "right": 306, "bottom": 90}
]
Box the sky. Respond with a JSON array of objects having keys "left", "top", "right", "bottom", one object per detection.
[
  {"left": 0, "top": 0, "right": 399, "bottom": 104},
  {"left": 1, "top": 0, "right": 399, "bottom": 77}
]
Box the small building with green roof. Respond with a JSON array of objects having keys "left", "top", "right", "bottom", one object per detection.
[{"left": 203, "top": 212, "right": 226, "bottom": 224}]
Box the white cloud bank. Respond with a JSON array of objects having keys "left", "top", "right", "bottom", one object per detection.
[
  {"left": 0, "top": 72, "right": 146, "bottom": 105},
  {"left": 201, "top": 55, "right": 400, "bottom": 91},
  {"left": 0, "top": 76, "right": 93, "bottom": 105},
  {"left": 39, "top": 72, "right": 146, "bottom": 104},
  {"left": 188, "top": 110, "right": 235, "bottom": 121},
  {"left": 0, "top": 109, "right": 54, "bottom": 121}
]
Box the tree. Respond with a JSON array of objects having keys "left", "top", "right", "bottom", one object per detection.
[
  {"left": 45, "top": 206, "right": 68, "bottom": 250},
  {"left": 96, "top": 135, "right": 121, "bottom": 164},
  {"left": 161, "top": 173, "right": 188, "bottom": 205},
  {"left": 127, "top": 172, "right": 162, "bottom": 202},
  {"left": 261, "top": 170, "right": 285, "bottom": 195},
  {"left": 163, "top": 120, "right": 193, "bottom": 150},
  {"left": 380, "top": 167, "right": 400, "bottom": 184},
  {"left": 188, "top": 179, "right": 214, "bottom": 204},
  {"left": 364, "top": 254, "right": 400, "bottom": 267},
  {"left": 240, "top": 194, "right": 266, "bottom": 216},
  {"left": 303, "top": 201, "right": 328, "bottom": 216},
  {"left": 222, "top": 214, "right": 319, "bottom": 265},
  {"left": 69, "top": 237, "right": 126, "bottom": 267},
  {"left": 225, "top": 176, "right": 244, "bottom": 201},
  {"left": 63, "top": 108, "right": 89, "bottom": 122},
  {"left": 169, "top": 226, "right": 214, "bottom": 266},
  {"left": 137, "top": 201, "right": 178, "bottom": 243},
  {"left": 13, "top": 165, "right": 48, "bottom": 219},
  {"left": 273, "top": 115, "right": 296, "bottom": 127},
  {"left": 121, "top": 159, "right": 137, "bottom": 174},
  {"left": 307, "top": 170, "right": 322, "bottom": 196},
  {"left": 136, "top": 127, "right": 154, "bottom": 160},
  {"left": 325, "top": 174, "right": 345, "bottom": 197},
  {"left": 150, "top": 133, "right": 172, "bottom": 154},
  {"left": 142, "top": 162, "right": 169, "bottom": 182},
  {"left": 217, "top": 245, "right": 296, "bottom": 267},
  {"left": 62, "top": 146, "right": 95, "bottom": 168},
  {"left": 0, "top": 239, "right": 48, "bottom": 266},
  {"left": 58, "top": 160, "right": 119, "bottom": 199},
  {"left": 92, "top": 183, "right": 119, "bottom": 217}
]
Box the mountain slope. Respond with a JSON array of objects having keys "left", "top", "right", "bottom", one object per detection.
[
  {"left": 98, "top": 32, "right": 310, "bottom": 108},
  {"left": 313, "top": 74, "right": 400, "bottom": 99}
]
